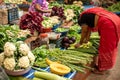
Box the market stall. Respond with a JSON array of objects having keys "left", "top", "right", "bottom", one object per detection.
[{"left": 0, "top": 0, "right": 120, "bottom": 80}]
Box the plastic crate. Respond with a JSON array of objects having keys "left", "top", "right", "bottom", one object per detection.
[{"left": 8, "top": 7, "right": 19, "bottom": 23}]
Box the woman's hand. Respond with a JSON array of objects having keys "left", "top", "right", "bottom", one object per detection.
[{"left": 74, "top": 43, "right": 81, "bottom": 48}]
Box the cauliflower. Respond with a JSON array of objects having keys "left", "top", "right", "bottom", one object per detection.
[
  {"left": 64, "top": 9, "right": 75, "bottom": 21},
  {"left": 19, "top": 43, "right": 30, "bottom": 56},
  {"left": 18, "top": 56, "right": 30, "bottom": 68},
  {"left": 0, "top": 52, "right": 5, "bottom": 66},
  {"left": 4, "top": 42, "right": 16, "bottom": 57},
  {"left": 28, "top": 51, "right": 35, "bottom": 64},
  {"left": 42, "top": 16, "right": 60, "bottom": 28},
  {"left": 3, "top": 57, "right": 16, "bottom": 70}
]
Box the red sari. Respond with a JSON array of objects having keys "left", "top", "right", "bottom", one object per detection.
[{"left": 81, "top": 7, "right": 120, "bottom": 71}]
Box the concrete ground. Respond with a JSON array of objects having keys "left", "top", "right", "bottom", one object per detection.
[{"left": 87, "top": 44, "right": 120, "bottom": 80}]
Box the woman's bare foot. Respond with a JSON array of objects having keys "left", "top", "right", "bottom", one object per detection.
[
  {"left": 92, "top": 65, "right": 111, "bottom": 75},
  {"left": 92, "top": 68, "right": 110, "bottom": 75}
]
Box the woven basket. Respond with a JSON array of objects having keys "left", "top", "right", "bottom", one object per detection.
[{"left": 24, "top": 37, "right": 42, "bottom": 50}]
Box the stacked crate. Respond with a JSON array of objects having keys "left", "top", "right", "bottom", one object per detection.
[
  {"left": 0, "top": 9, "right": 8, "bottom": 25},
  {"left": 0, "top": 7, "right": 19, "bottom": 25},
  {"left": 8, "top": 7, "right": 19, "bottom": 23}
]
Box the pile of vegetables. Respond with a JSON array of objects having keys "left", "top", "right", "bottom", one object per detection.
[
  {"left": 49, "top": 2, "right": 83, "bottom": 23},
  {"left": 70, "top": 42, "right": 98, "bottom": 55},
  {"left": 32, "top": 46, "right": 49, "bottom": 68},
  {"left": 51, "top": 6, "right": 65, "bottom": 18},
  {"left": 64, "top": 9, "right": 75, "bottom": 21},
  {"left": 0, "top": 41, "right": 35, "bottom": 71},
  {"left": 20, "top": 12, "right": 44, "bottom": 35},
  {"left": 32, "top": 45, "right": 95, "bottom": 73},
  {"left": 0, "top": 25, "right": 30, "bottom": 52},
  {"left": 67, "top": 31, "right": 81, "bottom": 43},
  {"left": 61, "top": 36, "right": 76, "bottom": 49},
  {"left": 69, "top": 24, "right": 81, "bottom": 32},
  {"left": 42, "top": 16, "right": 60, "bottom": 28},
  {"left": 64, "top": 5, "right": 83, "bottom": 23},
  {"left": 107, "top": 2, "right": 120, "bottom": 12},
  {"left": 47, "top": 49, "right": 94, "bottom": 73}
]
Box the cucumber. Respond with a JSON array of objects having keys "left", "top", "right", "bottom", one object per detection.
[{"left": 34, "top": 71, "right": 66, "bottom": 80}]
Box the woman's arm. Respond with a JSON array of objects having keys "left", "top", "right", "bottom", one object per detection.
[
  {"left": 84, "top": 27, "right": 91, "bottom": 43},
  {"left": 35, "top": 3, "right": 51, "bottom": 13},
  {"left": 79, "top": 24, "right": 90, "bottom": 44},
  {"left": 75, "top": 24, "right": 90, "bottom": 48}
]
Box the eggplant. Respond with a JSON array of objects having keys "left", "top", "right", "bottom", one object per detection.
[
  {"left": 70, "top": 36, "right": 76, "bottom": 43},
  {"left": 63, "top": 43, "right": 70, "bottom": 48},
  {"left": 68, "top": 40, "right": 74, "bottom": 44},
  {"left": 62, "top": 36, "right": 69, "bottom": 42}
]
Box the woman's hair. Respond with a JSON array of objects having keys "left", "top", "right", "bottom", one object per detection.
[{"left": 78, "top": 13, "right": 95, "bottom": 28}]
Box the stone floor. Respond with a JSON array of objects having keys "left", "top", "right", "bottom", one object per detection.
[{"left": 87, "top": 44, "right": 120, "bottom": 80}]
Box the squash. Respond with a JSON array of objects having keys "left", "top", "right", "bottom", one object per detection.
[
  {"left": 46, "top": 58, "right": 71, "bottom": 75},
  {"left": 45, "top": 58, "right": 59, "bottom": 65},
  {"left": 50, "top": 63, "right": 71, "bottom": 75}
]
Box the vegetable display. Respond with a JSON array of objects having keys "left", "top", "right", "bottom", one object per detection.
[
  {"left": 32, "top": 46, "right": 49, "bottom": 68},
  {"left": 70, "top": 42, "right": 98, "bottom": 55},
  {"left": 64, "top": 5, "right": 83, "bottom": 23},
  {"left": 61, "top": 36, "right": 76, "bottom": 49},
  {"left": 32, "top": 44, "right": 95, "bottom": 73},
  {"left": 64, "top": 9, "right": 75, "bottom": 21},
  {"left": 107, "top": 2, "right": 120, "bottom": 12},
  {"left": 51, "top": 6, "right": 65, "bottom": 18},
  {"left": 47, "top": 49, "right": 94, "bottom": 73},
  {"left": 0, "top": 41, "right": 35, "bottom": 71},
  {"left": 49, "top": 2, "right": 83, "bottom": 23},
  {"left": 20, "top": 12, "right": 44, "bottom": 35},
  {"left": 69, "top": 24, "right": 81, "bottom": 32},
  {"left": 42, "top": 16, "right": 60, "bottom": 28},
  {"left": 0, "top": 25, "right": 30, "bottom": 53}
]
